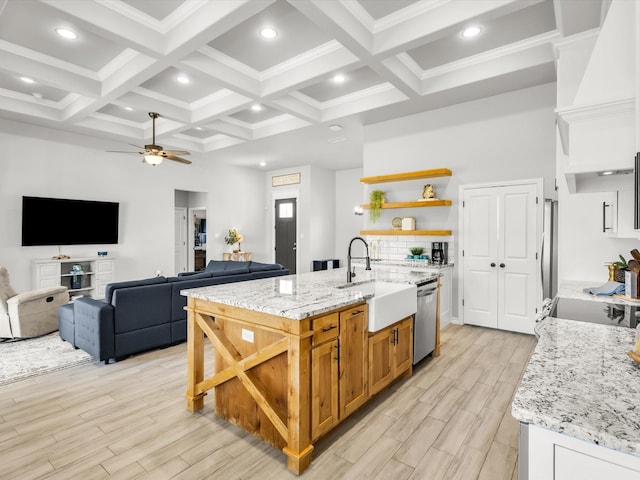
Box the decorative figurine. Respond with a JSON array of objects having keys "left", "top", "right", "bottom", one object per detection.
[{"left": 422, "top": 184, "right": 435, "bottom": 199}]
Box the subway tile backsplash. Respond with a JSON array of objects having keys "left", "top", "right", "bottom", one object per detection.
[{"left": 365, "top": 235, "right": 455, "bottom": 263}]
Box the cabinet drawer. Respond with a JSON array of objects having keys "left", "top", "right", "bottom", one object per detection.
[{"left": 312, "top": 313, "right": 339, "bottom": 344}]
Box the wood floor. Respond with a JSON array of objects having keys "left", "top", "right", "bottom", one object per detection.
[{"left": 0, "top": 324, "right": 536, "bottom": 480}]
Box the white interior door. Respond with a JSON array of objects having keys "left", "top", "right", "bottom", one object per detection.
[
  {"left": 498, "top": 184, "right": 538, "bottom": 333},
  {"left": 462, "top": 182, "right": 539, "bottom": 334},
  {"left": 462, "top": 187, "right": 499, "bottom": 328},
  {"left": 174, "top": 207, "right": 187, "bottom": 274}
]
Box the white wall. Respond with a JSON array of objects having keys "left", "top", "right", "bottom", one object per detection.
[
  {"left": 362, "top": 83, "right": 558, "bottom": 318},
  {"left": 334, "top": 168, "right": 364, "bottom": 266},
  {"left": 0, "top": 122, "right": 266, "bottom": 291},
  {"left": 266, "top": 165, "right": 337, "bottom": 273}
]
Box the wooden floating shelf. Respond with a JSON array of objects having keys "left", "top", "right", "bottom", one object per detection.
[
  {"left": 360, "top": 168, "right": 452, "bottom": 184},
  {"left": 360, "top": 230, "right": 452, "bottom": 236},
  {"left": 360, "top": 200, "right": 452, "bottom": 209}
]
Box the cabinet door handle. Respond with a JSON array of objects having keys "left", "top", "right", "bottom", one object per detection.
[
  {"left": 334, "top": 343, "right": 340, "bottom": 361},
  {"left": 603, "top": 202, "right": 612, "bottom": 232},
  {"left": 352, "top": 310, "right": 364, "bottom": 315},
  {"left": 322, "top": 325, "right": 337, "bottom": 332}
]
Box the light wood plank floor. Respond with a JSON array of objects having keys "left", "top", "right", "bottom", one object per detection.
[{"left": 0, "top": 324, "right": 536, "bottom": 480}]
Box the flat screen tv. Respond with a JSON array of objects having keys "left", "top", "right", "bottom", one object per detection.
[{"left": 22, "top": 196, "right": 119, "bottom": 246}]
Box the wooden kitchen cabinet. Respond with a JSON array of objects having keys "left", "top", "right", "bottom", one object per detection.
[
  {"left": 311, "top": 304, "right": 368, "bottom": 441},
  {"left": 368, "top": 317, "right": 413, "bottom": 396}
]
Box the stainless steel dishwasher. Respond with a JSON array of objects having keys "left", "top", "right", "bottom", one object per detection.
[{"left": 414, "top": 278, "right": 438, "bottom": 364}]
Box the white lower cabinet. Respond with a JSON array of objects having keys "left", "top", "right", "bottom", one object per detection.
[
  {"left": 526, "top": 424, "right": 640, "bottom": 480},
  {"left": 32, "top": 257, "right": 115, "bottom": 300}
]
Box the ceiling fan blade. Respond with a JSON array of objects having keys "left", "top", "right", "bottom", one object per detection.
[
  {"left": 107, "top": 150, "right": 142, "bottom": 154},
  {"left": 165, "top": 155, "right": 192, "bottom": 165},
  {"left": 162, "top": 150, "right": 190, "bottom": 156},
  {"left": 128, "top": 143, "right": 145, "bottom": 149}
]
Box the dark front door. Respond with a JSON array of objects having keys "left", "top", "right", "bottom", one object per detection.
[{"left": 275, "top": 198, "right": 297, "bottom": 274}]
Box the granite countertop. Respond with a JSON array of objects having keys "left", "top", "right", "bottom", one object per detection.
[
  {"left": 512, "top": 316, "right": 640, "bottom": 457},
  {"left": 558, "top": 280, "right": 638, "bottom": 306},
  {"left": 181, "top": 266, "right": 438, "bottom": 320}
]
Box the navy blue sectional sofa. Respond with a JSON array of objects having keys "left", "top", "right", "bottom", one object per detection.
[{"left": 58, "top": 260, "right": 289, "bottom": 363}]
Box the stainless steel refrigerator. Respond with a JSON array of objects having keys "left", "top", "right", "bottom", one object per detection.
[{"left": 541, "top": 199, "right": 558, "bottom": 299}]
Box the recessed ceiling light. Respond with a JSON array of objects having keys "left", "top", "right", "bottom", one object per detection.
[
  {"left": 259, "top": 161, "right": 267, "bottom": 167},
  {"left": 328, "top": 124, "right": 343, "bottom": 131},
  {"left": 328, "top": 136, "right": 346, "bottom": 143},
  {"left": 123, "top": 106, "right": 134, "bottom": 111},
  {"left": 194, "top": 126, "right": 203, "bottom": 131},
  {"left": 32, "top": 92, "right": 43, "bottom": 99},
  {"left": 259, "top": 27, "right": 278, "bottom": 39},
  {"left": 56, "top": 28, "right": 78, "bottom": 39},
  {"left": 251, "top": 104, "right": 263, "bottom": 112},
  {"left": 332, "top": 73, "right": 346, "bottom": 83},
  {"left": 19, "top": 76, "right": 35, "bottom": 84},
  {"left": 177, "top": 75, "right": 190, "bottom": 84},
  {"left": 462, "top": 26, "right": 482, "bottom": 38},
  {"left": 600, "top": 171, "right": 614, "bottom": 176}
]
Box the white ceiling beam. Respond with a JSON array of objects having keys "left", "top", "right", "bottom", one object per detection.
[
  {"left": 252, "top": 115, "right": 311, "bottom": 140},
  {"left": 421, "top": 43, "right": 554, "bottom": 95},
  {"left": 191, "top": 91, "right": 253, "bottom": 124},
  {"left": 204, "top": 120, "right": 252, "bottom": 140},
  {"left": 179, "top": 50, "right": 261, "bottom": 99},
  {"left": 373, "top": 0, "right": 544, "bottom": 56},
  {"left": 0, "top": 46, "right": 101, "bottom": 97},
  {"left": 269, "top": 95, "right": 322, "bottom": 123}
]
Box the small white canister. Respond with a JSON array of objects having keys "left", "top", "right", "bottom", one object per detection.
[{"left": 401, "top": 217, "right": 416, "bottom": 231}]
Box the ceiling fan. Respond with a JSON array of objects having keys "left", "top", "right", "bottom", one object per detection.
[{"left": 108, "top": 112, "right": 191, "bottom": 166}]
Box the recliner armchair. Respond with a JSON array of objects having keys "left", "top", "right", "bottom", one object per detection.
[{"left": 0, "top": 266, "right": 68, "bottom": 339}]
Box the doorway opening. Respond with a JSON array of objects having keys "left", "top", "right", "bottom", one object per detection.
[
  {"left": 275, "top": 198, "right": 297, "bottom": 274},
  {"left": 175, "top": 190, "right": 207, "bottom": 274}
]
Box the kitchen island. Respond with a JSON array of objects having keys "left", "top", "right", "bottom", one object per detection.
[
  {"left": 512, "top": 315, "right": 640, "bottom": 478},
  {"left": 181, "top": 267, "right": 438, "bottom": 474}
]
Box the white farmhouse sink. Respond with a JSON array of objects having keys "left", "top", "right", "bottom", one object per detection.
[{"left": 343, "top": 281, "right": 417, "bottom": 332}]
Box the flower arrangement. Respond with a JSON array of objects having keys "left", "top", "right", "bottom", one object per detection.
[{"left": 224, "top": 229, "right": 244, "bottom": 252}]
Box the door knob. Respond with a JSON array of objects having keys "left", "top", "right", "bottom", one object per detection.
[
  {"left": 490, "top": 263, "right": 496, "bottom": 267},
  {"left": 499, "top": 263, "right": 505, "bottom": 268}
]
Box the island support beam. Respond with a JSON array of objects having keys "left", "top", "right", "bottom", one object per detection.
[{"left": 185, "top": 308, "right": 206, "bottom": 412}]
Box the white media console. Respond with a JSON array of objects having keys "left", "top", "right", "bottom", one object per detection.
[{"left": 32, "top": 256, "right": 115, "bottom": 300}]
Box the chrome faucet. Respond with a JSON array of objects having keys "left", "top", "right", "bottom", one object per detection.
[{"left": 347, "top": 236, "right": 371, "bottom": 283}]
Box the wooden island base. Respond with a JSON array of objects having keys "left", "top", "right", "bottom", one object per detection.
[{"left": 184, "top": 292, "right": 427, "bottom": 474}]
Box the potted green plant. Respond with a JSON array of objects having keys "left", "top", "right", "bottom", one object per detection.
[
  {"left": 409, "top": 247, "right": 424, "bottom": 258},
  {"left": 369, "top": 190, "right": 385, "bottom": 222},
  {"left": 224, "top": 229, "right": 243, "bottom": 252},
  {"left": 613, "top": 254, "right": 629, "bottom": 283}
]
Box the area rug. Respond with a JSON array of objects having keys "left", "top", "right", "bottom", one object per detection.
[{"left": 0, "top": 333, "right": 93, "bottom": 386}]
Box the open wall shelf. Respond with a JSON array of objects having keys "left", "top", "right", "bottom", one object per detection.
[
  {"left": 360, "top": 200, "right": 452, "bottom": 209},
  {"left": 360, "top": 168, "right": 452, "bottom": 184}
]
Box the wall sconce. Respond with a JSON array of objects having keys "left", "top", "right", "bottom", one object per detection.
[{"left": 354, "top": 206, "right": 364, "bottom": 216}]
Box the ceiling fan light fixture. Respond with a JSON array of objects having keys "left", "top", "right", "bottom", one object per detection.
[
  {"left": 56, "top": 28, "right": 78, "bottom": 39},
  {"left": 144, "top": 153, "right": 163, "bottom": 166}
]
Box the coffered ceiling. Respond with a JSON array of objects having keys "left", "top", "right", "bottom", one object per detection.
[{"left": 0, "top": 0, "right": 605, "bottom": 170}]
